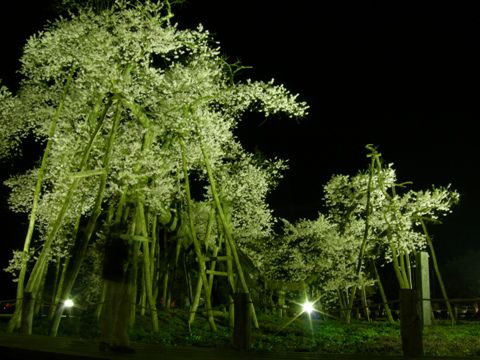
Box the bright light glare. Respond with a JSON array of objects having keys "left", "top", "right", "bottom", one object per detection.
[
  {"left": 64, "top": 299, "right": 74, "bottom": 308},
  {"left": 302, "top": 300, "right": 314, "bottom": 314}
]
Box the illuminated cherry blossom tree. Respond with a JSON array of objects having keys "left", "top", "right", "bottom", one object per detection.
[
  {"left": 259, "top": 146, "right": 459, "bottom": 322},
  {"left": 0, "top": 0, "right": 307, "bottom": 334}
]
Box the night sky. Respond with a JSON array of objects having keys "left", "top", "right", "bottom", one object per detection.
[{"left": 1, "top": 1, "right": 479, "bottom": 299}]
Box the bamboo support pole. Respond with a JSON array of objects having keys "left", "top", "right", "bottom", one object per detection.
[
  {"left": 49, "top": 99, "right": 121, "bottom": 336},
  {"left": 150, "top": 213, "right": 157, "bottom": 287},
  {"left": 140, "top": 270, "right": 146, "bottom": 317},
  {"left": 181, "top": 139, "right": 217, "bottom": 331},
  {"left": 162, "top": 271, "right": 169, "bottom": 309},
  {"left": 129, "top": 240, "right": 140, "bottom": 327},
  {"left": 399, "top": 252, "right": 410, "bottom": 288},
  {"left": 189, "top": 276, "right": 203, "bottom": 327},
  {"left": 8, "top": 68, "right": 77, "bottom": 332},
  {"left": 226, "top": 235, "right": 236, "bottom": 327},
  {"left": 96, "top": 282, "right": 106, "bottom": 321},
  {"left": 152, "top": 224, "right": 162, "bottom": 304},
  {"left": 198, "top": 136, "right": 258, "bottom": 329},
  {"left": 48, "top": 257, "right": 61, "bottom": 321},
  {"left": 224, "top": 232, "right": 236, "bottom": 292},
  {"left": 360, "top": 286, "right": 371, "bottom": 322},
  {"left": 49, "top": 205, "right": 82, "bottom": 322},
  {"left": 48, "top": 256, "right": 70, "bottom": 322},
  {"left": 141, "top": 241, "right": 158, "bottom": 330},
  {"left": 420, "top": 219, "right": 455, "bottom": 324},
  {"left": 372, "top": 147, "right": 413, "bottom": 291},
  {"left": 346, "top": 157, "right": 374, "bottom": 323},
  {"left": 406, "top": 253, "right": 413, "bottom": 288},
  {"left": 371, "top": 260, "right": 394, "bottom": 324},
  {"left": 35, "top": 262, "right": 49, "bottom": 316},
  {"left": 337, "top": 289, "right": 347, "bottom": 320},
  {"left": 137, "top": 203, "right": 159, "bottom": 332},
  {"left": 189, "top": 206, "right": 217, "bottom": 326},
  {"left": 184, "top": 255, "right": 193, "bottom": 307},
  {"left": 389, "top": 239, "right": 409, "bottom": 289}
]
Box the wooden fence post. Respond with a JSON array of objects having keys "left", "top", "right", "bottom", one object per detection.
[
  {"left": 233, "top": 292, "right": 251, "bottom": 350},
  {"left": 400, "top": 289, "right": 423, "bottom": 357}
]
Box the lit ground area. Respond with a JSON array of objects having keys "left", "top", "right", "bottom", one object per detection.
[{"left": 2, "top": 311, "right": 480, "bottom": 359}]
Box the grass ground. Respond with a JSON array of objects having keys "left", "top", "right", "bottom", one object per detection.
[{"left": 2, "top": 309, "right": 480, "bottom": 356}]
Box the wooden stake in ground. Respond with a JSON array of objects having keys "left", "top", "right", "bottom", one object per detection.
[
  {"left": 232, "top": 292, "right": 251, "bottom": 350},
  {"left": 400, "top": 289, "right": 423, "bottom": 357},
  {"left": 416, "top": 251, "right": 432, "bottom": 326}
]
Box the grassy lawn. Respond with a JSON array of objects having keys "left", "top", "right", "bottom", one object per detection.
[{"left": 2, "top": 310, "right": 480, "bottom": 356}]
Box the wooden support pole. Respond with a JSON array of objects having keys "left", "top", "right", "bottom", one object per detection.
[
  {"left": 400, "top": 289, "right": 423, "bottom": 357},
  {"left": 232, "top": 292, "right": 251, "bottom": 350}
]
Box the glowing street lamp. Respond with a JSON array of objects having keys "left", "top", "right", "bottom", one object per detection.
[
  {"left": 302, "top": 300, "right": 314, "bottom": 315},
  {"left": 63, "top": 299, "right": 74, "bottom": 308}
]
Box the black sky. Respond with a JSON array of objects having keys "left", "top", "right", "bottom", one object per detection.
[{"left": 1, "top": 1, "right": 480, "bottom": 298}]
